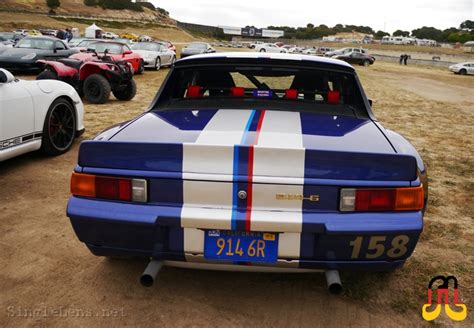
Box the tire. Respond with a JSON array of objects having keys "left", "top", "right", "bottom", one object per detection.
[
  {"left": 137, "top": 60, "right": 145, "bottom": 75},
  {"left": 459, "top": 69, "right": 467, "bottom": 75},
  {"left": 36, "top": 69, "right": 57, "bottom": 80},
  {"left": 113, "top": 79, "right": 137, "bottom": 101},
  {"left": 169, "top": 55, "right": 176, "bottom": 66},
  {"left": 83, "top": 74, "right": 111, "bottom": 104},
  {"left": 363, "top": 60, "right": 370, "bottom": 67},
  {"left": 260, "top": 49, "right": 266, "bottom": 52},
  {"left": 41, "top": 98, "right": 76, "bottom": 156},
  {"left": 154, "top": 57, "right": 161, "bottom": 71}
]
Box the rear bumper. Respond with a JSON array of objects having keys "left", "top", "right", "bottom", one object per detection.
[{"left": 67, "top": 197, "right": 423, "bottom": 271}]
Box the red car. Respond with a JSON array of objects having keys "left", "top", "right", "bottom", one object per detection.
[{"left": 71, "top": 41, "right": 144, "bottom": 74}]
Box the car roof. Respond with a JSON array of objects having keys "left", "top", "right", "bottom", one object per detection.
[
  {"left": 22, "top": 36, "right": 58, "bottom": 40},
  {"left": 177, "top": 52, "right": 353, "bottom": 69}
]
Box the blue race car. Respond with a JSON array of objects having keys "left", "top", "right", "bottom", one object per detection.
[{"left": 67, "top": 53, "right": 427, "bottom": 289}]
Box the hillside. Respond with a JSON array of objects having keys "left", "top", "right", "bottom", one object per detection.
[{"left": 0, "top": 0, "right": 175, "bottom": 25}]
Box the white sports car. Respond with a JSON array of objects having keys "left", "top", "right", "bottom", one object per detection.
[
  {"left": 131, "top": 42, "right": 176, "bottom": 70},
  {"left": 0, "top": 68, "right": 84, "bottom": 162},
  {"left": 255, "top": 43, "right": 287, "bottom": 53}
]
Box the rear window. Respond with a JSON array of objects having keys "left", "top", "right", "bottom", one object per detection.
[{"left": 155, "top": 64, "right": 367, "bottom": 116}]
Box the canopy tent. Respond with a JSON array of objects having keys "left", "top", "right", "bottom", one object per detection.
[{"left": 85, "top": 24, "right": 102, "bottom": 39}]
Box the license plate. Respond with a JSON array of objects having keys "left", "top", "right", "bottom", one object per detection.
[{"left": 204, "top": 230, "right": 278, "bottom": 263}]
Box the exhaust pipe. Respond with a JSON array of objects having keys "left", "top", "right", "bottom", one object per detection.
[
  {"left": 325, "top": 270, "right": 343, "bottom": 294},
  {"left": 140, "top": 260, "right": 163, "bottom": 287}
]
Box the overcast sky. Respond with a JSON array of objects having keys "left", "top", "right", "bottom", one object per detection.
[{"left": 150, "top": 0, "right": 472, "bottom": 33}]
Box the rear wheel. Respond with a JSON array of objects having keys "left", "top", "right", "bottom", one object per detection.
[
  {"left": 137, "top": 60, "right": 145, "bottom": 75},
  {"left": 459, "top": 69, "right": 467, "bottom": 75},
  {"left": 154, "top": 57, "right": 161, "bottom": 71},
  {"left": 170, "top": 55, "right": 176, "bottom": 66},
  {"left": 36, "top": 69, "right": 58, "bottom": 80},
  {"left": 113, "top": 79, "right": 137, "bottom": 101},
  {"left": 41, "top": 98, "right": 76, "bottom": 156},
  {"left": 260, "top": 49, "right": 266, "bottom": 52},
  {"left": 363, "top": 60, "right": 370, "bottom": 67},
  {"left": 83, "top": 74, "right": 111, "bottom": 104}
]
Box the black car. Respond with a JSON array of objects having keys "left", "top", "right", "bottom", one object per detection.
[
  {"left": 180, "top": 42, "right": 215, "bottom": 59},
  {"left": 0, "top": 36, "right": 78, "bottom": 72},
  {"left": 334, "top": 52, "right": 375, "bottom": 66}
]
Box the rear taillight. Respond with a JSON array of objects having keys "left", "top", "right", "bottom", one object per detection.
[
  {"left": 340, "top": 185, "right": 423, "bottom": 212},
  {"left": 71, "top": 173, "right": 147, "bottom": 202}
]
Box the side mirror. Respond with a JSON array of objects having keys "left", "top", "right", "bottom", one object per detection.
[
  {"left": 0, "top": 68, "right": 15, "bottom": 83},
  {"left": 123, "top": 50, "right": 133, "bottom": 55}
]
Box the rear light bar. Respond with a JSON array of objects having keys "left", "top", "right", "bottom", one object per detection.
[
  {"left": 340, "top": 185, "right": 423, "bottom": 212},
  {"left": 71, "top": 173, "right": 147, "bottom": 203}
]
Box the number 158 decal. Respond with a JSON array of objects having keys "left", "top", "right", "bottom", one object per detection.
[{"left": 349, "top": 235, "right": 410, "bottom": 259}]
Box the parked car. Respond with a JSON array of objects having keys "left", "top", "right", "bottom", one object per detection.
[
  {"left": 27, "top": 30, "right": 42, "bottom": 36},
  {"left": 120, "top": 33, "right": 139, "bottom": 42},
  {"left": 255, "top": 43, "right": 287, "bottom": 53},
  {"left": 0, "top": 32, "right": 17, "bottom": 45},
  {"left": 326, "top": 47, "right": 367, "bottom": 57},
  {"left": 302, "top": 47, "right": 318, "bottom": 55},
  {"left": 333, "top": 52, "right": 375, "bottom": 66},
  {"left": 37, "top": 50, "right": 137, "bottom": 104},
  {"left": 67, "top": 53, "right": 427, "bottom": 288},
  {"left": 70, "top": 41, "right": 144, "bottom": 75},
  {"left": 73, "top": 38, "right": 98, "bottom": 50},
  {"left": 103, "top": 32, "right": 119, "bottom": 39},
  {"left": 180, "top": 42, "right": 215, "bottom": 58},
  {"left": 249, "top": 41, "right": 265, "bottom": 49},
  {"left": 39, "top": 29, "right": 57, "bottom": 37},
  {"left": 0, "top": 36, "right": 78, "bottom": 72},
  {"left": 448, "top": 62, "right": 474, "bottom": 75},
  {"left": 131, "top": 42, "right": 176, "bottom": 70},
  {"left": 68, "top": 37, "right": 89, "bottom": 48},
  {"left": 0, "top": 68, "right": 84, "bottom": 162},
  {"left": 114, "top": 38, "right": 133, "bottom": 46}
]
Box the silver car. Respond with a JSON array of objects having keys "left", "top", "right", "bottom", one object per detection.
[
  {"left": 131, "top": 42, "right": 176, "bottom": 70},
  {"left": 448, "top": 62, "right": 474, "bottom": 75}
]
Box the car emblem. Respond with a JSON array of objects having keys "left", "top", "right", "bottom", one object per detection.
[
  {"left": 238, "top": 190, "right": 247, "bottom": 200},
  {"left": 276, "top": 193, "right": 320, "bottom": 202}
]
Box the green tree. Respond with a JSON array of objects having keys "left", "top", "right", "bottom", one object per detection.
[
  {"left": 393, "top": 29, "right": 410, "bottom": 37},
  {"left": 375, "top": 30, "right": 390, "bottom": 39},
  {"left": 306, "top": 23, "right": 314, "bottom": 29},
  {"left": 411, "top": 26, "right": 443, "bottom": 41},
  {"left": 83, "top": 0, "right": 97, "bottom": 6},
  {"left": 46, "top": 0, "right": 60, "bottom": 9},
  {"left": 460, "top": 20, "right": 474, "bottom": 30}
]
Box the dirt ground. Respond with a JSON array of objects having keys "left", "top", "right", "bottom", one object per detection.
[{"left": 0, "top": 61, "right": 473, "bottom": 327}]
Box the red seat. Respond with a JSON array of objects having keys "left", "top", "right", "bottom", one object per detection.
[
  {"left": 327, "top": 91, "right": 340, "bottom": 104},
  {"left": 186, "top": 85, "right": 203, "bottom": 98},
  {"left": 285, "top": 89, "right": 298, "bottom": 99}
]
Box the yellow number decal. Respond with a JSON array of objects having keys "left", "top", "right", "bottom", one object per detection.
[
  {"left": 257, "top": 240, "right": 265, "bottom": 257},
  {"left": 349, "top": 236, "right": 363, "bottom": 259},
  {"left": 248, "top": 240, "right": 256, "bottom": 257},
  {"left": 366, "top": 236, "right": 386, "bottom": 259},
  {"left": 216, "top": 238, "right": 225, "bottom": 256},
  {"left": 349, "top": 235, "right": 410, "bottom": 259},
  {"left": 225, "top": 238, "right": 234, "bottom": 256},
  {"left": 235, "top": 239, "right": 244, "bottom": 256},
  {"left": 387, "top": 235, "right": 409, "bottom": 258}
]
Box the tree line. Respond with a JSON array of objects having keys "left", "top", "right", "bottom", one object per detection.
[
  {"left": 46, "top": 0, "right": 169, "bottom": 16},
  {"left": 267, "top": 20, "right": 474, "bottom": 43}
]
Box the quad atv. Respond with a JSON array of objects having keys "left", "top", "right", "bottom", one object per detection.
[{"left": 37, "top": 49, "right": 137, "bottom": 104}]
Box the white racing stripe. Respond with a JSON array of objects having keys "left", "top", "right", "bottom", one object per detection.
[
  {"left": 182, "top": 109, "right": 253, "bottom": 259},
  {"left": 250, "top": 111, "right": 305, "bottom": 257}
]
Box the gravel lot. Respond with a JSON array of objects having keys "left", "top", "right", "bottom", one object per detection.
[{"left": 1, "top": 61, "right": 473, "bottom": 327}]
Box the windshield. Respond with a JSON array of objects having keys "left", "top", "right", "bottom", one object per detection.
[
  {"left": 88, "top": 42, "right": 124, "bottom": 54},
  {"left": 132, "top": 42, "right": 161, "bottom": 51},
  {"left": 155, "top": 64, "right": 366, "bottom": 116},
  {"left": 187, "top": 43, "right": 207, "bottom": 50},
  {"left": 16, "top": 38, "right": 54, "bottom": 50}
]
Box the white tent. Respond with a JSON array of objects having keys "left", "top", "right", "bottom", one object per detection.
[{"left": 85, "top": 23, "right": 102, "bottom": 39}]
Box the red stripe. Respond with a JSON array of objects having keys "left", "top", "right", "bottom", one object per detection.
[{"left": 245, "top": 110, "right": 266, "bottom": 231}]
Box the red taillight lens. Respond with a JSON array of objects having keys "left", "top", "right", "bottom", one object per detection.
[
  {"left": 340, "top": 186, "right": 424, "bottom": 212},
  {"left": 71, "top": 173, "right": 147, "bottom": 202}
]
